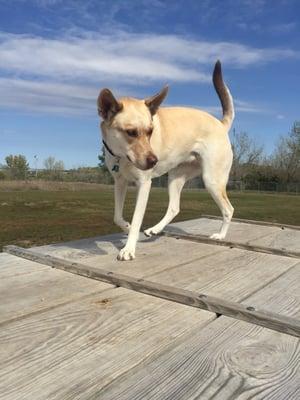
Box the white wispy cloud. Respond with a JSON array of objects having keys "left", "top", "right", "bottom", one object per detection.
[
  {"left": 0, "top": 77, "right": 140, "bottom": 115},
  {"left": 0, "top": 32, "right": 208, "bottom": 84},
  {"left": 234, "top": 99, "right": 268, "bottom": 114},
  {"left": 237, "top": 21, "right": 297, "bottom": 34},
  {"left": 0, "top": 78, "right": 97, "bottom": 115},
  {"left": 0, "top": 76, "right": 268, "bottom": 117},
  {"left": 185, "top": 99, "right": 268, "bottom": 117},
  {"left": 0, "top": 31, "right": 297, "bottom": 82},
  {"left": 0, "top": 30, "right": 298, "bottom": 115}
]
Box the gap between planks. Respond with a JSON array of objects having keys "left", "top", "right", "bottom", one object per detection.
[
  {"left": 162, "top": 230, "right": 300, "bottom": 259},
  {"left": 4, "top": 245, "right": 300, "bottom": 338},
  {"left": 202, "top": 214, "right": 300, "bottom": 231}
]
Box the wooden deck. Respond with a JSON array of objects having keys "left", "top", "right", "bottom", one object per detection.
[{"left": 1, "top": 217, "right": 299, "bottom": 400}]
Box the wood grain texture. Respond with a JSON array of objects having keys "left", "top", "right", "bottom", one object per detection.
[
  {"left": 202, "top": 214, "right": 300, "bottom": 230},
  {"left": 93, "top": 265, "right": 300, "bottom": 400},
  {"left": 0, "top": 253, "right": 111, "bottom": 324},
  {"left": 2, "top": 218, "right": 300, "bottom": 400},
  {"left": 145, "top": 246, "right": 298, "bottom": 302},
  {"left": 167, "top": 217, "right": 280, "bottom": 242},
  {"left": 163, "top": 230, "right": 300, "bottom": 258},
  {"left": 248, "top": 228, "right": 300, "bottom": 254},
  {"left": 24, "top": 230, "right": 297, "bottom": 296},
  {"left": 30, "top": 234, "right": 227, "bottom": 278},
  {"left": 0, "top": 287, "right": 213, "bottom": 400},
  {"left": 4, "top": 246, "right": 300, "bottom": 337},
  {"left": 167, "top": 217, "right": 300, "bottom": 254}
]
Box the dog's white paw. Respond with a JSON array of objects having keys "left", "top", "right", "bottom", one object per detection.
[
  {"left": 210, "top": 233, "right": 225, "bottom": 240},
  {"left": 114, "top": 219, "right": 131, "bottom": 234},
  {"left": 117, "top": 247, "right": 135, "bottom": 261},
  {"left": 120, "top": 221, "right": 131, "bottom": 234},
  {"left": 144, "top": 227, "right": 160, "bottom": 237}
]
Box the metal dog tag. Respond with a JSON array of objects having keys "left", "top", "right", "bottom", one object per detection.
[{"left": 112, "top": 163, "right": 119, "bottom": 172}]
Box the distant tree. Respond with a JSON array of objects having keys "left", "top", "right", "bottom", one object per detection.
[
  {"left": 5, "top": 154, "right": 30, "bottom": 179},
  {"left": 98, "top": 146, "right": 105, "bottom": 167},
  {"left": 271, "top": 121, "right": 300, "bottom": 182},
  {"left": 43, "top": 156, "right": 65, "bottom": 180},
  {"left": 44, "top": 156, "right": 55, "bottom": 171},
  {"left": 54, "top": 160, "right": 65, "bottom": 171},
  {"left": 98, "top": 146, "right": 108, "bottom": 173},
  {"left": 231, "top": 130, "right": 264, "bottom": 180},
  {"left": 44, "top": 156, "right": 64, "bottom": 171}
]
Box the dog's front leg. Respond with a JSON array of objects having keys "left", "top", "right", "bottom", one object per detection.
[
  {"left": 118, "top": 179, "right": 152, "bottom": 261},
  {"left": 113, "top": 175, "right": 130, "bottom": 233}
]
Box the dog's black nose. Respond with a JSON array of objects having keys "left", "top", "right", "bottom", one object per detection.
[{"left": 146, "top": 154, "right": 158, "bottom": 169}]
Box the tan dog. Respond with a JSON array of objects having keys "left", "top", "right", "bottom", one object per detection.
[{"left": 98, "top": 60, "right": 234, "bottom": 261}]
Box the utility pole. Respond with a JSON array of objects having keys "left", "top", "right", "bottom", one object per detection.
[{"left": 34, "top": 155, "right": 38, "bottom": 178}]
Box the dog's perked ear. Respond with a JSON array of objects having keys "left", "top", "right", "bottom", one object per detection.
[
  {"left": 97, "top": 89, "right": 123, "bottom": 120},
  {"left": 145, "top": 85, "right": 169, "bottom": 115}
]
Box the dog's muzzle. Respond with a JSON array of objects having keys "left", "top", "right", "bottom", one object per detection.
[{"left": 146, "top": 154, "right": 158, "bottom": 169}]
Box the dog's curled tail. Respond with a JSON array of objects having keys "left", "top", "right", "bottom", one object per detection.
[{"left": 213, "top": 60, "right": 235, "bottom": 129}]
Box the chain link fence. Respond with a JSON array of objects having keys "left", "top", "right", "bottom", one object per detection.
[
  {"left": 153, "top": 176, "right": 300, "bottom": 194},
  {"left": 1, "top": 168, "right": 299, "bottom": 194},
  {"left": 227, "top": 180, "right": 300, "bottom": 193}
]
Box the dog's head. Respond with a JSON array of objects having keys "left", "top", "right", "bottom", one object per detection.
[{"left": 97, "top": 86, "right": 168, "bottom": 170}]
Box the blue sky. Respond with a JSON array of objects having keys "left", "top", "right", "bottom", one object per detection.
[{"left": 0, "top": 0, "right": 299, "bottom": 169}]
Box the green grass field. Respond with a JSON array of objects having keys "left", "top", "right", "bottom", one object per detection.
[{"left": 0, "top": 186, "right": 299, "bottom": 251}]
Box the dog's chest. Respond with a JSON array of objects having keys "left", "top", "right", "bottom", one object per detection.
[{"left": 106, "top": 151, "right": 197, "bottom": 182}]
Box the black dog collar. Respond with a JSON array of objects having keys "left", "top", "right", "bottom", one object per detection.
[
  {"left": 102, "top": 140, "right": 120, "bottom": 172},
  {"left": 102, "top": 140, "right": 116, "bottom": 157}
]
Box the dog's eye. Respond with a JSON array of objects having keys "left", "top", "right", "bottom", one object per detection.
[{"left": 126, "top": 129, "right": 138, "bottom": 137}]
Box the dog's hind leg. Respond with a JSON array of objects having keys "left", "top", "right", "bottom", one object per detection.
[
  {"left": 144, "top": 162, "right": 199, "bottom": 237},
  {"left": 202, "top": 169, "right": 234, "bottom": 240},
  {"left": 113, "top": 175, "right": 130, "bottom": 233}
]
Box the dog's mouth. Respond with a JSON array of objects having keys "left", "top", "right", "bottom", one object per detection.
[
  {"left": 126, "top": 155, "right": 146, "bottom": 170},
  {"left": 126, "top": 153, "right": 158, "bottom": 171},
  {"left": 138, "top": 164, "right": 154, "bottom": 171},
  {"left": 131, "top": 159, "right": 158, "bottom": 171}
]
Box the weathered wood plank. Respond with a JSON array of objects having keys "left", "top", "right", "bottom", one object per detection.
[
  {"left": 163, "top": 230, "right": 300, "bottom": 258},
  {"left": 26, "top": 230, "right": 297, "bottom": 295},
  {"left": 248, "top": 228, "right": 300, "bottom": 253},
  {"left": 10, "top": 233, "right": 298, "bottom": 327},
  {"left": 30, "top": 233, "right": 226, "bottom": 278},
  {"left": 4, "top": 245, "right": 300, "bottom": 337},
  {"left": 167, "top": 217, "right": 281, "bottom": 243},
  {"left": 0, "top": 252, "right": 48, "bottom": 277},
  {"left": 0, "top": 287, "right": 214, "bottom": 400},
  {"left": 144, "top": 246, "right": 299, "bottom": 302},
  {"left": 2, "top": 218, "right": 300, "bottom": 400},
  {"left": 166, "top": 217, "right": 300, "bottom": 255},
  {"left": 0, "top": 253, "right": 111, "bottom": 324},
  {"left": 202, "top": 214, "right": 300, "bottom": 230},
  {"left": 94, "top": 265, "right": 300, "bottom": 400}
]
